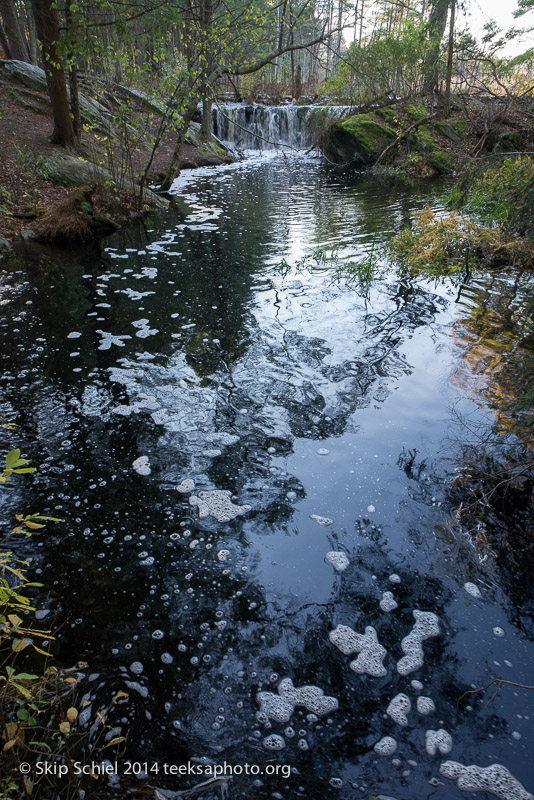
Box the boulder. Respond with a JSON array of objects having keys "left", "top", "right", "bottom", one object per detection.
[
  {"left": 42, "top": 155, "right": 168, "bottom": 208},
  {"left": 0, "top": 235, "right": 13, "bottom": 256},
  {"left": 0, "top": 59, "right": 48, "bottom": 92},
  {"left": 324, "top": 113, "right": 396, "bottom": 165},
  {"left": 0, "top": 59, "right": 114, "bottom": 136}
]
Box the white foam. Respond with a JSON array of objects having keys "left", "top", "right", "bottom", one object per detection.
[
  {"left": 374, "top": 736, "right": 397, "bottom": 756},
  {"left": 380, "top": 591, "right": 398, "bottom": 612},
  {"left": 132, "top": 456, "right": 151, "bottom": 476},
  {"left": 177, "top": 479, "right": 195, "bottom": 494},
  {"left": 326, "top": 552, "right": 350, "bottom": 572},
  {"left": 439, "top": 762, "right": 533, "bottom": 800},
  {"left": 189, "top": 490, "right": 251, "bottom": 522},
  {"left": 329, "top": 624, "right": 387, "bottom": 677},
  {"left": 425, "top": 728, "right": 453, "bottom": 755},
  {"left": 278, "top": 678, "right": 339, "bottom": 716},
  {"left": 257, "top": 678, "right": 338, "bottom": 725},
  {"left": 417, "top": 696, "right": 435, "bottom": 716},
  {"left": 257, "top": 692, "right": 294, "bottom": 723},
  {"left": 397, "top": 610, "right": 440, "bottom": 675},
  {"left": 310, "top": 514, "right": 333, "bottom": 527},
  {"left": 464, "top": 582, "right": 482, "bottom": 598},
  {"left": 386, "top": 693, "right": 411, "bottom": 726},
  {"left": 263, "top": 734, "right": 286, "bottom": 751}
]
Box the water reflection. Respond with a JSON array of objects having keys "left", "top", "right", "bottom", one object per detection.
[{"left": 0, "top": 154, "right": 532, "bottom": 799}]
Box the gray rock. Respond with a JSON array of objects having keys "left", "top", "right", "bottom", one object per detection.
[
  {"left": 43, "top": 155, "right": 168, "bottom": 208},
  {"left": 0, "top": 235, "right": 13, "bottom": 255},
  {"left": 0, "top": 59, "right": 48, "bottom": 92},
  {"left": 0, "top": 60, "right": 113, "bottom": 136}
]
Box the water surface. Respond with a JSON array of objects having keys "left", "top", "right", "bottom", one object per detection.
[{"left": 0, "top": 153, "right": 532, "bottom": 799}]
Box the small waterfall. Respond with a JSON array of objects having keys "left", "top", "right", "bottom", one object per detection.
[{"left": 212, "top": 104, "right": 315, "bottom": 151}]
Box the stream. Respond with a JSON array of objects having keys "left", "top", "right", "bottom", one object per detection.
[{"left": 0, "top": 152, "right": 532, "bottom": 800}]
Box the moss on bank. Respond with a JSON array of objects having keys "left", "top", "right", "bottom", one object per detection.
[{"left": 319, "top": 95, "right": 534, "bottom": 178}]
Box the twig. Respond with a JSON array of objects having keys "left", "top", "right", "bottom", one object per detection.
[
  {"left": 457, "top": 678, "right": 534, "bottom": 710},
  {"left": 375, "top": 114, "right": 435, "bottom": 165}
]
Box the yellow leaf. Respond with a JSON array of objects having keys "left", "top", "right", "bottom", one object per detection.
[
  {"left": 3, "top": 723, "right": 17, "bottom": 741},
  {"left": 12, "top": 639, "right": 30, "bottom": 652},
  {"left": 112, "top": 691, "right": 129, "bottom": 703},
  {"left": 8, "top": 614, "right": 22, "bottom": 626},
  {"left": 103, "top": 736, "right": 126, "bottom": 748},
  {"left": 66, "top": 707, "right": 78, "bottom": 723},
  {"left": 3, "top": 738, "right": 17, "bottom": 751},
  {"left": 32, "top": 645, "right": 52, "bottom": 657},
  {"left": 59, "top": 721, "right": 70, "bottom": 734}
]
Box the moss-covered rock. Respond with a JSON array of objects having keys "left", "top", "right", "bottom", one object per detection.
[
  {"left": 325, "top": 113, "right": 396, "bottom": 164},
  {"left": 404, "top": 102, "right": 428, "bottom": 121},
  {"left": 376, "top": 106, "right": 402, "bottom": 127},
  {"left": 433, "top": 119, "right": 467, "bottom": 143},
  {"left": 414, "top": 125, "right": 453, "bottom": 174}
]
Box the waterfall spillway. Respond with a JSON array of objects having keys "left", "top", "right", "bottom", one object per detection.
[{"left": 212, "top": 104, "right": 314, "bottom": 151}]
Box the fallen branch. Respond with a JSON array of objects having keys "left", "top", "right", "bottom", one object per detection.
[
  {"left": 457, "top": 678, "right": 534, "bottom": 710},
  {"left": 375, "top": 113, "right": 435, "bottom": 165}
]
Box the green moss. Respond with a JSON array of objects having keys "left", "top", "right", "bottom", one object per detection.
[
  {"left": 434, "top": 119, "right": 467, "bottom": 143},
  {"left": 376, "top": 106, "right": 400, "bottom": 127},
  {"left": 341, "top": 113, "right": 396, "bottom": 157},
  {"left": 414, "top": 125, "right": 453, "bottom": 173},
  {"left": 404, "top": 102, "right": 428, "bottom": 121}
]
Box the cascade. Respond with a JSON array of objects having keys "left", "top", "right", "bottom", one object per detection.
[{"left": 212, "top": 104, "right": 316, "bottom": 151}]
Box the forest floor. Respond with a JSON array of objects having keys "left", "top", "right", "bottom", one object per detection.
[{"left": 0, "top": 81, "right": 229, "bottom": 241}]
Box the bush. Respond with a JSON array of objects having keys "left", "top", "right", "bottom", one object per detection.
[{"left": 447, "top": 155, "right": 534, "bottom": 236}]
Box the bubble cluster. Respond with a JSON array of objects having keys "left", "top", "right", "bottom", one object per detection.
[
  {"left": 374, "top": 736, "right": 398, "bottom": 756},
  {"left": 257, "top": 677, "right": 338, "bottom": 725},
  {"left": 439, "top": 762, "right": 533, "bottom": 800},
  {"left": 132, "top": 456, "right": 151, "bottom": 476},
  {"left": 189, "top": 490, "right": 251, "bottom": 523},
  {"left": 329, "top": 624, "right": 387, "bottom": 677},
  {"left": 416, "top": 696, "right": 435, "bottom": 716},
  {"left": 379, "top": 591, "right": 398, "bottom": 612},
  {"left": 386, "top": 693, "right": 411, "bottom": 726},
  {"left": 425, "top": 728, "right": 453, "bottom": 755},
  {"left": 464, "top": 582, "right": 482, "bottom": 598},
  {"left": 263, "top": 734, "right": 286, "bottom": 751},
  {"left": 397, "top": 610, "right": 440, "bottom": 675},
  {"left": 309, "top": 514, "right": 333, "bottom": 527},
  {"left": 325, "top": 551, "right": 350, "bottom": 572}
]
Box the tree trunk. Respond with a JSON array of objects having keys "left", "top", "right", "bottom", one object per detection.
[
  {"left": 202, "top": 97, "right": 212, "bottom": 138},
  {"left": 25, "top": 2, "right": 39, "bottom": 62},
  {"left": 0, "top": 17, "right": 13, "bottom": 58},
  {"left": 444, "top": 0, "right": 455, "bottom": 117},
  {"left": 0, "top": 0, "right": 29, "bottom": 61},
  {"left": 65, "top": 0, "right": 82, "bottom": 138},
  {"left": 159, "top": 101, "right": 198, "bottom": 192},
  {"left": 32, "top": 0, "right": 75, "bottom": 146},
  {"left": 422, "top": 0, "right": 449, "bottom": 96}
]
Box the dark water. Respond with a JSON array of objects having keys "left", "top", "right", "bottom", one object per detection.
[{"left": 0, "top": 154, "right": 532, "bottom": 800}]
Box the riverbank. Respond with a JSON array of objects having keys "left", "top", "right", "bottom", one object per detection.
[
  {"left": 316, "top": 95, "right": 534, "bottom": 178},
  {"left": 0, "top": 62, "right": 232, "bottom": 246}
]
